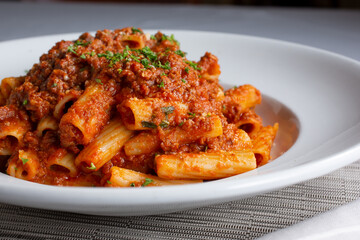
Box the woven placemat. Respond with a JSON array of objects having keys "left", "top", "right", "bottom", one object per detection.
[{"left": 1, "top": 160, "right": 360, "bottom": 240}]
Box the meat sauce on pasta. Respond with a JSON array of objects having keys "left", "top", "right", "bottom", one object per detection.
[{"left": 0, "top": 27, "right": 278, "bottom": 187}]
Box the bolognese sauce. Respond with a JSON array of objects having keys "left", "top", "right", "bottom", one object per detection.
[{"left": 0, "top": 27, "right": 278, "bottom": 187}]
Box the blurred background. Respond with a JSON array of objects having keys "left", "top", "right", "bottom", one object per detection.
[{"left": 3, "top": 0, "right": 360, "bottom": 9}]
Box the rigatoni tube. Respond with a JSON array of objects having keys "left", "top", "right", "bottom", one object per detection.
[
  {"left": 156, "top": 151, "right": 256, "bottom": 180},
  {"left": 252, "top": 123, "right": 279, "bottom": 166},
  {"left": 106, "top": 167, "right": 202, "bottom": 187},
  {"left": 119, "top": 97, "right": 188, "bottom": 130},
  {"left": 75, "top": 118, "right": 134, "bottom": 171},
  {"left": 59, "top": 81, "right": 116, "bottom": 149}
]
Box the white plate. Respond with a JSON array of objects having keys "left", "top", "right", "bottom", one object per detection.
[{"left": 1, "top": 30, "right": 360, "bottom": 216}]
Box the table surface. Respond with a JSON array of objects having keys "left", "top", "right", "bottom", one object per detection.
[{"left": 1, "top": 2, "right": 360, "bottom": 240}]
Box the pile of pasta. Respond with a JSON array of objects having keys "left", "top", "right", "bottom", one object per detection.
[{"left": 0, "top": 27, "right": 278, "bottom": 187}]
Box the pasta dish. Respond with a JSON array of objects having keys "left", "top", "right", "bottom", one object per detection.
[{"left": 0, "top": 27, "right": 278, "bottom": 187}]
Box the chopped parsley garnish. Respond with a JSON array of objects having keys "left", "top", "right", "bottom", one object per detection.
[
  {"left": 87, "top": 162, "right": 96, "bottom": 170},
  {"left": 185, "top": 60, "right": 201, "bottom": 70},
  {"left": 67, "top": 45, "right": 77, "bottom": 54},
  {"left": 95, "top": 79, "right": 103, "bottom": 85},
  {"left": 90, "top": 51, "right": 96, "bottom": 56},
  {"left": 161, "top": 106, "right": 175, "bottom": 115},
  {"left": 20, "top": 157, "right": 29, "bottom": 165},
  {"left": 74, "top": 40, "right": 91, "bottom": 47},
  {"left": 52, "top": 83, "right": 57, "bottom": 87},
  {"left": 222, "top": 105, "right": 226, "bottom": 110},
  {"left": 160, "top": 72, "right": 167, "bottom": 76},
  {"left": 154, "top": 61, "right": 171, "bottom": 70},
  {"left": 174, "top": 50, "right": 186, "bottom": 57},
  {"left": 159, "top": 120, "right": 169, "bottom": 128},
  {"left": 233, "top": 85, "right": 237, "bottom": 89},
  {"left": 184, "top": 67, "right": 189, "bottom": 73},
  {"left": 107, "top": 180, "right": 112, "bottom": 184},
  {"left": 130, "top": 183, "right": 135, "bottom": 187},
  {"left": 22, "top": 99, "right": 28, "bottom": 106},
  {"left": 141, "top": 46, "right": 157, "bottom": 61},
  {"left": 97, "top": 51, "right": 114, "bottom": 58},
  {"left": 142, "top": 178, "right": 153, "bottom": 187},
  {"left": 206, "top": 113, "right": 211, "bottom": 117},
  {"left": 161, "top": 34, "right": 179, "bottom": 46},
  {"left": 158, "top": 81, "right": 165, "bottom": 88},
  {"left": 150, "top": 35, "right": 156, "bottom": 40},
  {"left": 131, "top": 27, "right": 142, "bottom": 34},
  {"left": 67, "top": 40, "right": 90, "bottom": 55},
  {"left": 141, "top": 121, "right": 157, "bottom": 129},
  {"left": 80, "top": 54, "right": 86, "bottom": 59},
  {"left": 117, "top": 68, "right": 123, "bottom": 73},
  {"left": 188, "top": 112, "right": 196, "bottom": 118},
  {"left": 204, "top": 146, "right": 208, "bottom": 152},
  {"left": 179, "top": 121, "right": 184, "bottom": 127},
  {"left": 181, "top": 79, "right": 186, "bottom": 83},
  {"left": 141, "top": 58, "right": 151, "bottom": 68},
  {"left": 130, "top": 54, "right": 140, "bottom": 63},
  {"left": 24, "top": 70, "right": 29, "bottom": 74}
]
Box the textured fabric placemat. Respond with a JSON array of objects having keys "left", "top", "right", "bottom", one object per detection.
[{"left": 1, "top": 160, "right": 360, "bottom": 240}]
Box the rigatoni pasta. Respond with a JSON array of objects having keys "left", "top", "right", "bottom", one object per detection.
[{"left": 0, "top": 27, "right": 278, "bottom": 187}]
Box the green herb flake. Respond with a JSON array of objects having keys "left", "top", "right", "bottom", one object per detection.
[
  {"left": 159, "top": 120, "right": 169, "bottom": 128},
  {"left": 24, "top": 70, "right": 29, "bottom": 74},
  {"left": 184, "top": 67, "right": 190, "bottom": 73},
  {"left": 233, "top": 85, "right": 237, "bottom": 89},
  {"left": 52, "top": 83, "right": 57, "bottom": 87},
  {"left": 22, "top": 99, "right": 28, "bottom": 106},
  {"left": 87, "top": 162, "right": 97, "bottom": 170},
  {"left": 161, "top": 34, "right": 179, "bottom": 46},
  {"left": 80, "top": 54, "right": 86, "bottom": 59},
  {"left": 130, "top": 54, "right": 140, "bottom": 63},
  {"left": 158, "top": 81, "right": 165, "bottom": 88},
  {"left": 117, "top": 68, "right": 123, "bottom": 74},
  {"left": 131, "top": 27, "right": 143, "bottom": 34},
  {"left": 90, "top": 51, "right": 96, "bottom": 56},
  {"left": 161, "top": 106, "right": 175, "bottom": 115},
  {"left": 181, "top": 79, "right": 186, "bottom": 83},
  {"left": 222, "top": 105, "right": 226, "bottom": 111},
  {"left": 67, "top": 45, "right": 78, "bottom": 54},
  {"left": 142, "top": 178, "right": 154, "bottom": 187},
  {"left": 204, "top": 146, "right": 208, "bottom": 152},
  {"left": 188, "top": 112, "right": 196, "bottom": 118},
  {"left": 150, "top": 35, "right": 156, "bottom": 40},
  {"left": 95, "top": 79, "right": 103, "bottom": 85},
  {"left": 179, "top": 121, "right": 184, "bottom": 127},
  {"left": 160, "top": 72, "right": 167, "bottom": 76},
  {"left": 206, "top": 113, "right": 211, "bottom": 117},
  {"left": 74, "top": 40, "right": 91, "bottom": 47},
  {"left": 14, "top": 167, "right": 18, "bottom": 171},
  {"left": 163, "top": 61, "right": 171, "bottom": 70},
  {"left": 141, "top": 121, "right": 157, "bottom": 129},
  {"left": 20, "top": 157, "right": 29, "bottom": 165},
  {"left": 141, "top": 46, "right": 157, "bottom": 61},
  {"left": 130, "top": 183, "right": 135, "bottom": 187},
  {"left": 141, "top": 58, "right": 151, "bottom": 69},
  {"left": 107, "top": 180, "right": 112, "bottom": 184},
  {"left": 185, "top": 60, "right": 201, "bottom": 70},
  {"left": 174, "top": 50, "right": 186, "bottom": 57},
  {"left": 155, "top": 61, "right": 171, "bottom": 70}
]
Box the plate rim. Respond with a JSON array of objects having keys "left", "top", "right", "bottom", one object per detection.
[{"left": 1, "top": 30, "right": 360, "bottom": 215}]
